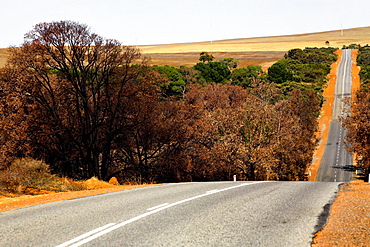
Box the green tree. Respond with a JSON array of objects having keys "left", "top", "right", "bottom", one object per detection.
[
  {"left": 267, "top": 62, "right": 293, "bottom": 84},
  {"left": 193, "top": 61, "right": 231, "bottom": 84},
  {"left": 153, "top": 65, "right": 186, "bottom": 97},
  {"left": 219, "top": 58, "right": 239, "bottom": 70},
  {"left": 284, "top": 48, "right": 305, "bottom": 61},
  {"left": 179, "top": 66, "right": 204, "bottom": 85},
  {"left": 199, "top": 52, "right": 215, "bottom": 62},
  {"left": 230, "top": 65, "right": 265, "bottom": 88}
]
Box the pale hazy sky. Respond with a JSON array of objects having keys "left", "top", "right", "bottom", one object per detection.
[{"left": 1, "top": 0, "right": 370, "bottom": 47}]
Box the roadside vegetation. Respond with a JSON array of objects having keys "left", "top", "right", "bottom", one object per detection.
[
  {"left": 0, "top": 158, "right": 86, "bottom": 196},
  {"left": 0, "top": 21, "right": 341, "bottom": 195},
  {"left": 343, "top": 44, "right": 370, "bottom": 179}
]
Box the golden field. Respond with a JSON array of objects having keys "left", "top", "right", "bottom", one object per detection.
[
  {"left": 139, "top": 26, "right": 370, "bottom": 68},
  {"left": 1, "top": 26, "right": 370, "bottom": 69}
]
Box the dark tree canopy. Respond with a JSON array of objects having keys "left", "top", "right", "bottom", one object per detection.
[
  {"left": 153, "top": 65, "right": 186, "bottom": 98},
  {"left": 193, "top": 61, "right": 231, "bottom": 84},
  {"left": 230, "top": 65, "right": 265, "bottom": 88},
  {"left": 267, "top": 62, "right": 293, "bottom": 84},
  {"left": 1, "top": 21, "right": 154, "bottom": 180},
  {"left": 199, "top": 52, "right": 214, "bottom": 62},
  {"left": 219, "top": 58, "right": 239, "bottom": 70}
]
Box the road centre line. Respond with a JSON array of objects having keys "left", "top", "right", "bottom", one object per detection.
[
  {"left": 206, "top": 189, "right": 220, "bottom": 194},
  {"left": 57, "top": 181, "right": 267, "bottom": 247},
  {"left": 342, "top": 50, "right": 349, "bottom": 101},
  {"left": 147, "top": 203, "right": 169, "bottom": 211}
]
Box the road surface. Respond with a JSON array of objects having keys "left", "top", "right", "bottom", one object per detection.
[
  {"left": 0, "top": 181, "right": 340, "bottom": 246},
  {"left": 316, "top": 49, "right": 353, "bottom": 182}
]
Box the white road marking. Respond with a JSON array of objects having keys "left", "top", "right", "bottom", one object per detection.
[
  {"left": 147, "top": 203, "right": 169, "bottom": 211},
  {"left": 56, "top": 223, "right": 116, "bottom": 247},
  {"left": 206, "top": 189, "right": 220, "bottom": 194},
  {"left": 57, "top": 181, "right": 267, "bottom": 247}
]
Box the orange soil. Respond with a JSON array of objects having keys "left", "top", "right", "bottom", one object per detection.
[
  {"left": 351, "top": 49, "right": 361, "bottom": 98},
  {"left": 309, "top": 50, "right": 341, "bottom": 181},
  {"left": 312, "top": 50, "right": 369, "bottom": 245},
  {"left": 313, "top": 180, "right": 370, "bottom": 246},
  {"left": 0, "top": 178, "right": 156, "bottom": 213}
]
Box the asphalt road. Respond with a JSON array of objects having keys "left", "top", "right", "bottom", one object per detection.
[
  {"left": 0, "top": 181, "right": 341, "bottom": 246},
  {"left": 316, "top": 49, "right": 353, "bottom": 182}
]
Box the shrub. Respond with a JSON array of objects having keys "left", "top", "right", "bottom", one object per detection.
[{"left": 0, "top": 158, "right": 86, "bottom": 195}]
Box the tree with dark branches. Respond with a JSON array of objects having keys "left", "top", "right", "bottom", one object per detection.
[{"left": 1, "top": 20, "right": 156, "bottom": 180}]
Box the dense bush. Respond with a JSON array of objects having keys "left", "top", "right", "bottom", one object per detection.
[
  {"left": 0, "top": 158, "right": 85, "bottom": 195},
  {"left": 193, "top": 61, "right": 231, "bottom": 84},
  {"left": 267, "top": 61, "right": 293, "bottom": 84},
  {"left": 153, "top": 65, "right": 186, "bottom": 98},
  {"left": 268, "top": 47, "right": 338, "bottom": 99},
  {"left": 230, "top": 66, "right": 266, "bottom": 88},
  {"left": 356, "top": 45, "right": 370, "bottom": 88}
]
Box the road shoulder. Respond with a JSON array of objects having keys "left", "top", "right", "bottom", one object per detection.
[{"left": 313, "top": 180, "right": 370, "bottom": 246}]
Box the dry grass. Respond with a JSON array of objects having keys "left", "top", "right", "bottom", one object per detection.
[
  {"left": 137, "top": 26, "right": 370, "bottom": 68},
  {"left": 140, "top": 26, "right": 370, "bottom": 53},
  {"left": 0, "top": 183, "right": 156, "bottom": 213},
  {"left": 0, "top": 48, "right": 9, "bottom": 68},
  {"left": 143, "top": 51, "right": 284, "bottom": 69},
  {"left": 2, "top": 26, "right": 370, "bottom": 69}
]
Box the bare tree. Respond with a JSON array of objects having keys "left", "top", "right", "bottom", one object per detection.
[{"left": 2, "top": 21, "right": 152, "bottom": 180}]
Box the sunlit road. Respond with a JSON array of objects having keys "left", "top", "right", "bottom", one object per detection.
[
  {"left": 0, "top": 50, "right": 352, "bottom": 247},
  {"left": 0, "top": 182, "right": 340, "bottom": 246},
  {"left": 316, "top": 49, "right": 353, "bottom": 182}
]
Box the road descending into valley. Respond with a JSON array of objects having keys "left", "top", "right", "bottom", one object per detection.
[
  {"left": 316, "top": 49, "right": 353, "bottom": 182},
  {"left": 0, "top": 181, "right": 341, "bottom": 246}
]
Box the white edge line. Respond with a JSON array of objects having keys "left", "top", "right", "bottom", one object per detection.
[
  {"left": 59, "top": 181, "right": 267, "bottom": 247},
  {"left": 56, "top": 223, "right": 116, "bottom": 247}
]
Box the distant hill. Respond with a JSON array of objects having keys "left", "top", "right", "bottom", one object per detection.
[
  {"left": 138, "top": 26, "right": 370, "bottom": 68},
  {"left": 1, "top": 26, "right": 370, "bottom": 68},
  {"left": 140, "top": 26, "right": 370, "bottom": 53}
]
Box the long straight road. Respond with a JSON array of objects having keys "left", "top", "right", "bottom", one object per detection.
[
  {"left": 0, "top": 182, "right": 340, "bottom": 246},
  {"left": 316, "top": 49, "right": 353, "bottom": 182}
]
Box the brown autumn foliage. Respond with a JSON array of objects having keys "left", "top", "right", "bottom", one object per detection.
[
  {"left": 343, "top": 91, "right": 370, "bottom": 176},
  {"left": 0, "top": 20, "right": 322, "bottom": 184},
  {"left": 0, "top": 21, "right": 163, "bottom": 180},
  {"left": 164, "top": 83, "right": 320, "bottom": 182},
  {"left": 343, "top": 47, "right": 370, "bottom": 178}
]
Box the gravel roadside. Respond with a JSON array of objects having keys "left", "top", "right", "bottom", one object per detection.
[{"left": 313, "top": 180, "right": 370, "bottom": 246}]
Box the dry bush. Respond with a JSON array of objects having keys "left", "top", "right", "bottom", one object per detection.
[
  {"left": 0, "top": 158, "right": 86, "bottom": 195},
  {"left": 55, "top": 177, "right": 87, "bottom": 192}
]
